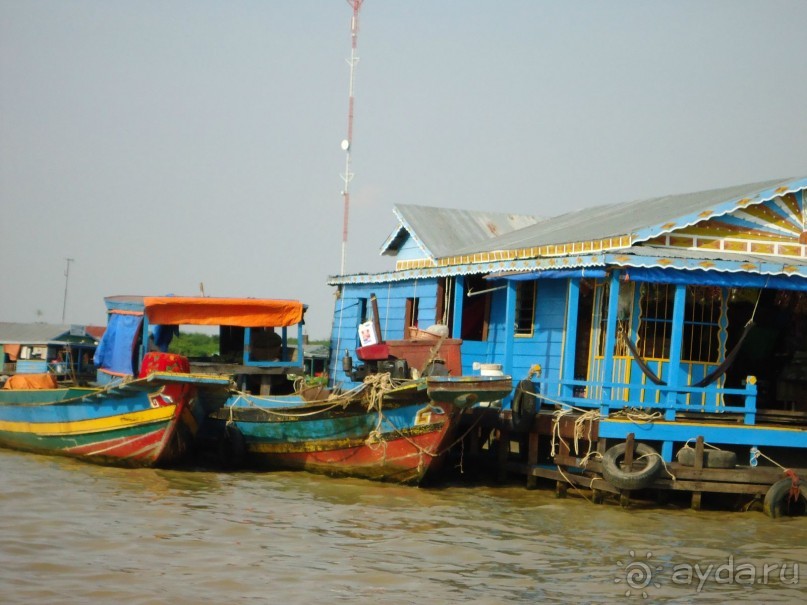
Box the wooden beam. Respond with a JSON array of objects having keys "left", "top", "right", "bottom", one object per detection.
[{"left": 691, "top": 436, "right": 704, "bottom": 510}]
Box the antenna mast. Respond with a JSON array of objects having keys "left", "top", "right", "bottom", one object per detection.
[
  {"left": 339, "top": 0, "right": 363, "bottom": 275},
  {"left": 61, "top": 257, "right": 74, "bottom": 324}
]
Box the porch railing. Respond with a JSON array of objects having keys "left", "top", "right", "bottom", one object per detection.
[{"left": 536, "top": 376, "right": 758, "bottom": 425}]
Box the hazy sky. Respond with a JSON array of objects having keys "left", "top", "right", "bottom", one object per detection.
[{"left": 2, "top": 1, "right": 806, "bottom": 338}]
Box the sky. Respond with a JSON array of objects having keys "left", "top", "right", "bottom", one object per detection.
[{"left": 2, "top": 1, "right": 807, "bottom": 339}]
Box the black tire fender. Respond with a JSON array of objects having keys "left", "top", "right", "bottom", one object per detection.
[
  {"left": 676, "top": 447, "right": 737, "bottom": 469},
  {"left": 764, "top": 477, "right": 807, "bottom": 518},
  {"left": 601, "top": 442, "right": 662, "bottom": 491},
  {"left": 510, "top": 379, "right": 537, "bottom": 432}
]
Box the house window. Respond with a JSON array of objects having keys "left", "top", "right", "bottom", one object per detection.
[
  {"left": 594, "top": 280, "right": 633, "bottom": 357},
  {"left": 636, "top": 284, "right": 721, "bottom": 363},
  {"left": 515, "top": 281, "right": 537, "bottom": 336},
  {"left": 461, "top": 275, "right": 490, "bottom": 341},
  {"left": 405, "top": 297, "right": 420, "bottom": 331},
  {"left": 682, "top": 286, "right": 721, "bottom": 363},
  {"left": 355, "top": 297, "right": 369, "bottom": 345},
  {"left": 637, "top": 283, "right": 673, "bottom": 359},
  {"left": 435, "top": 277, "right": 454, "bottom": 331},
  {"left": 358, "top": 297, "right": 368, "bottom": 324}
]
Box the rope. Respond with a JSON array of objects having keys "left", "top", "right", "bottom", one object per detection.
[
  {"left": 228, "top": 379, "right": 369, "bottom": 418},
  {"left": 749, "top": 446, "right": 790, "bottom": 471},
  {"left": 555, "top": 464, "right": 594, "bottom": 504},
  {"left": 550, "top": 408, "right": 571, "bottom": 457},
  {"left": 680, "top": 437, "right": 727, "bottom": 453},
  {"left": 634, "top": 451, "right": 677, "bottom": 481},
  {"left": 362, "top": 372, "right": 397, "bottom": 412},
  {"left": 573, "top": 409, "right": 600, "bottom": 458},
  {"left": 610, "top": 409, "right": 663, "bottom": 424}
]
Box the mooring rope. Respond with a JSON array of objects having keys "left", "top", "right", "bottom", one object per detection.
[
  {"left": 749, "top": 445, "right": 791, "bottom": 472},
  {"left": 228, "top": 380, "right": 368, "bottom": 418}
]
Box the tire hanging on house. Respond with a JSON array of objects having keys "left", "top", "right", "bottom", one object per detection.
[
  {"left": 601, "top": 442, "right": 662, "bottom": 491},
  {"left": 676, "top": 447, "right": 737, "bottom": 469},
  {"left": 763, "top": 475, "right": 807, "bottom": 518},
  {"left": 510, "top": 379, "right": 537, "bottom": 432}
]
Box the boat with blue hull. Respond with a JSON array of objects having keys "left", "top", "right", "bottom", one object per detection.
[
  {"left": 204, "top": 374, "right": 513, "bottom": 484},
  {"left": 0, "top": 372, "right": 231, "bottom": 466},
  {"left": 0, "top": 295, "right": 304, "bottom": 467}
]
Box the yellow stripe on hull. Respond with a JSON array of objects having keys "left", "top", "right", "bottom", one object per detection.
[{"left": 0, "top": 405, "right": 177, "bottom": 436}]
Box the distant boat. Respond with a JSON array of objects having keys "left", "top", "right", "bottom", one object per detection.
[{"left": 0, "top": 295, "right": 305, "bottom": 467}]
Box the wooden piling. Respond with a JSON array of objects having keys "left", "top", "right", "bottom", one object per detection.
[{"left": 691, "top": 436, "right": 705, "bottom": 510}]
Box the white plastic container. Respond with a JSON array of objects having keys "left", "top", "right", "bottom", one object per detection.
[{"left": 472, "top": 362, "right": 504, "bottom": 377}]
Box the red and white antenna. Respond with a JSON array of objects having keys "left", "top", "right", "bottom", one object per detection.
[{"left": 339, "top": 0, "right": 363, "bottom": 275}]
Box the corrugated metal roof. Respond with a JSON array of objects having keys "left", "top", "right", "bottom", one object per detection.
[
  {"left": 0, "top": 323, "right": 71, "bottom": 344},
  {"left": 453, "top": 176, "right": 804, "bottom": 255},
  {"left": 384, "top": 204, "right": 542, "bottom": 259},
  {"left": 0, "top": 323, "right": 104, "bottom": 345}
]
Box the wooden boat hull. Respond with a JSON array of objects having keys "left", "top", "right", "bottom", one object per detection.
[
  {"left": 208, "top": 380, "right": 476, "bottom": 484},
  {"left": 0, "top": 375, "right": 207, "bottom": 467}
]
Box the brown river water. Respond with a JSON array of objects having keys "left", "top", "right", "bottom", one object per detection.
[{"left": 1, "top": 448, "right": 805, "bottom": 604}]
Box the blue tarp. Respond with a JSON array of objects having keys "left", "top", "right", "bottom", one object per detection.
[
  {"left": 622, "top": 267, "right": 807, "bottom": 291},
  {"left": 93, "top": 313, "right": 143, "bottom": 375},
  {"left": 152, "top": 324, "right": 179, "bottom": 352}
]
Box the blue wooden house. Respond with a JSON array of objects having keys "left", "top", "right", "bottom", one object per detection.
[
  {"left": 0, "top": 322, "right": 102, "bottom": 381},
  {"left": 327, "top": 176, "right": 807, "bottom": 478}
]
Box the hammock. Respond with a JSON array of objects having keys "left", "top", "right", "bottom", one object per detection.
[{"left": 623, "top": 320, "right": 756, "bottom": 388}]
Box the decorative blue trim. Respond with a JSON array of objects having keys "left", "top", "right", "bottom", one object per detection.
[
  {"left": 631, "top": 176, "right": 807, "bottom": 242},
  {"left": 328, "top": 249, "right": 807, "bottom": 286}
]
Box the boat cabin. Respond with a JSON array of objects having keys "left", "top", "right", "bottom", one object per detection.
[{"left": 93, "top": 296, "right": 306, "bottom": 395}]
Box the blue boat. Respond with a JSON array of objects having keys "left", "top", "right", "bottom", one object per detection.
[
  {"left": 0, "top": 295, "right": 302, "bottom": 467},
  {"left": 202, "top": 373, "right": 513, "bottom": 484}
]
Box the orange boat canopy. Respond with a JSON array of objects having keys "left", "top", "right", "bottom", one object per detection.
[{"left": 142, "top": 297, "right": 304, "bottom": 328}]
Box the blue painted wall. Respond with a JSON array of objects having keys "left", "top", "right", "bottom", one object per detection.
[
  {"left": 511, "top": 279, "right": 567, "bottom": 385},
  {"left": 328, "top": 279, "right": 440, "bottom": 387},
  {"left": 328, "top": 275, "right": 571, "bottom": 398}
]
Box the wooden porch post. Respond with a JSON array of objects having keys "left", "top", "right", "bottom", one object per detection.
[
  {"left": 562, "top": 278, "right": 580, "bottom": 400},
  {"left": 503, "top": 280, "right": 516, "bottom": 379},
  {"left": 452, "top": 276, "right": 464, "bottom": 341},
  {"left": 664, "top": 283, "right": 687, "bottom": 418},
  {"left": 661, "top": 283, "right": 688, "bottom": 461},
  {"left": 600, "top": 271, "right": 622, "bottom": 412}
]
